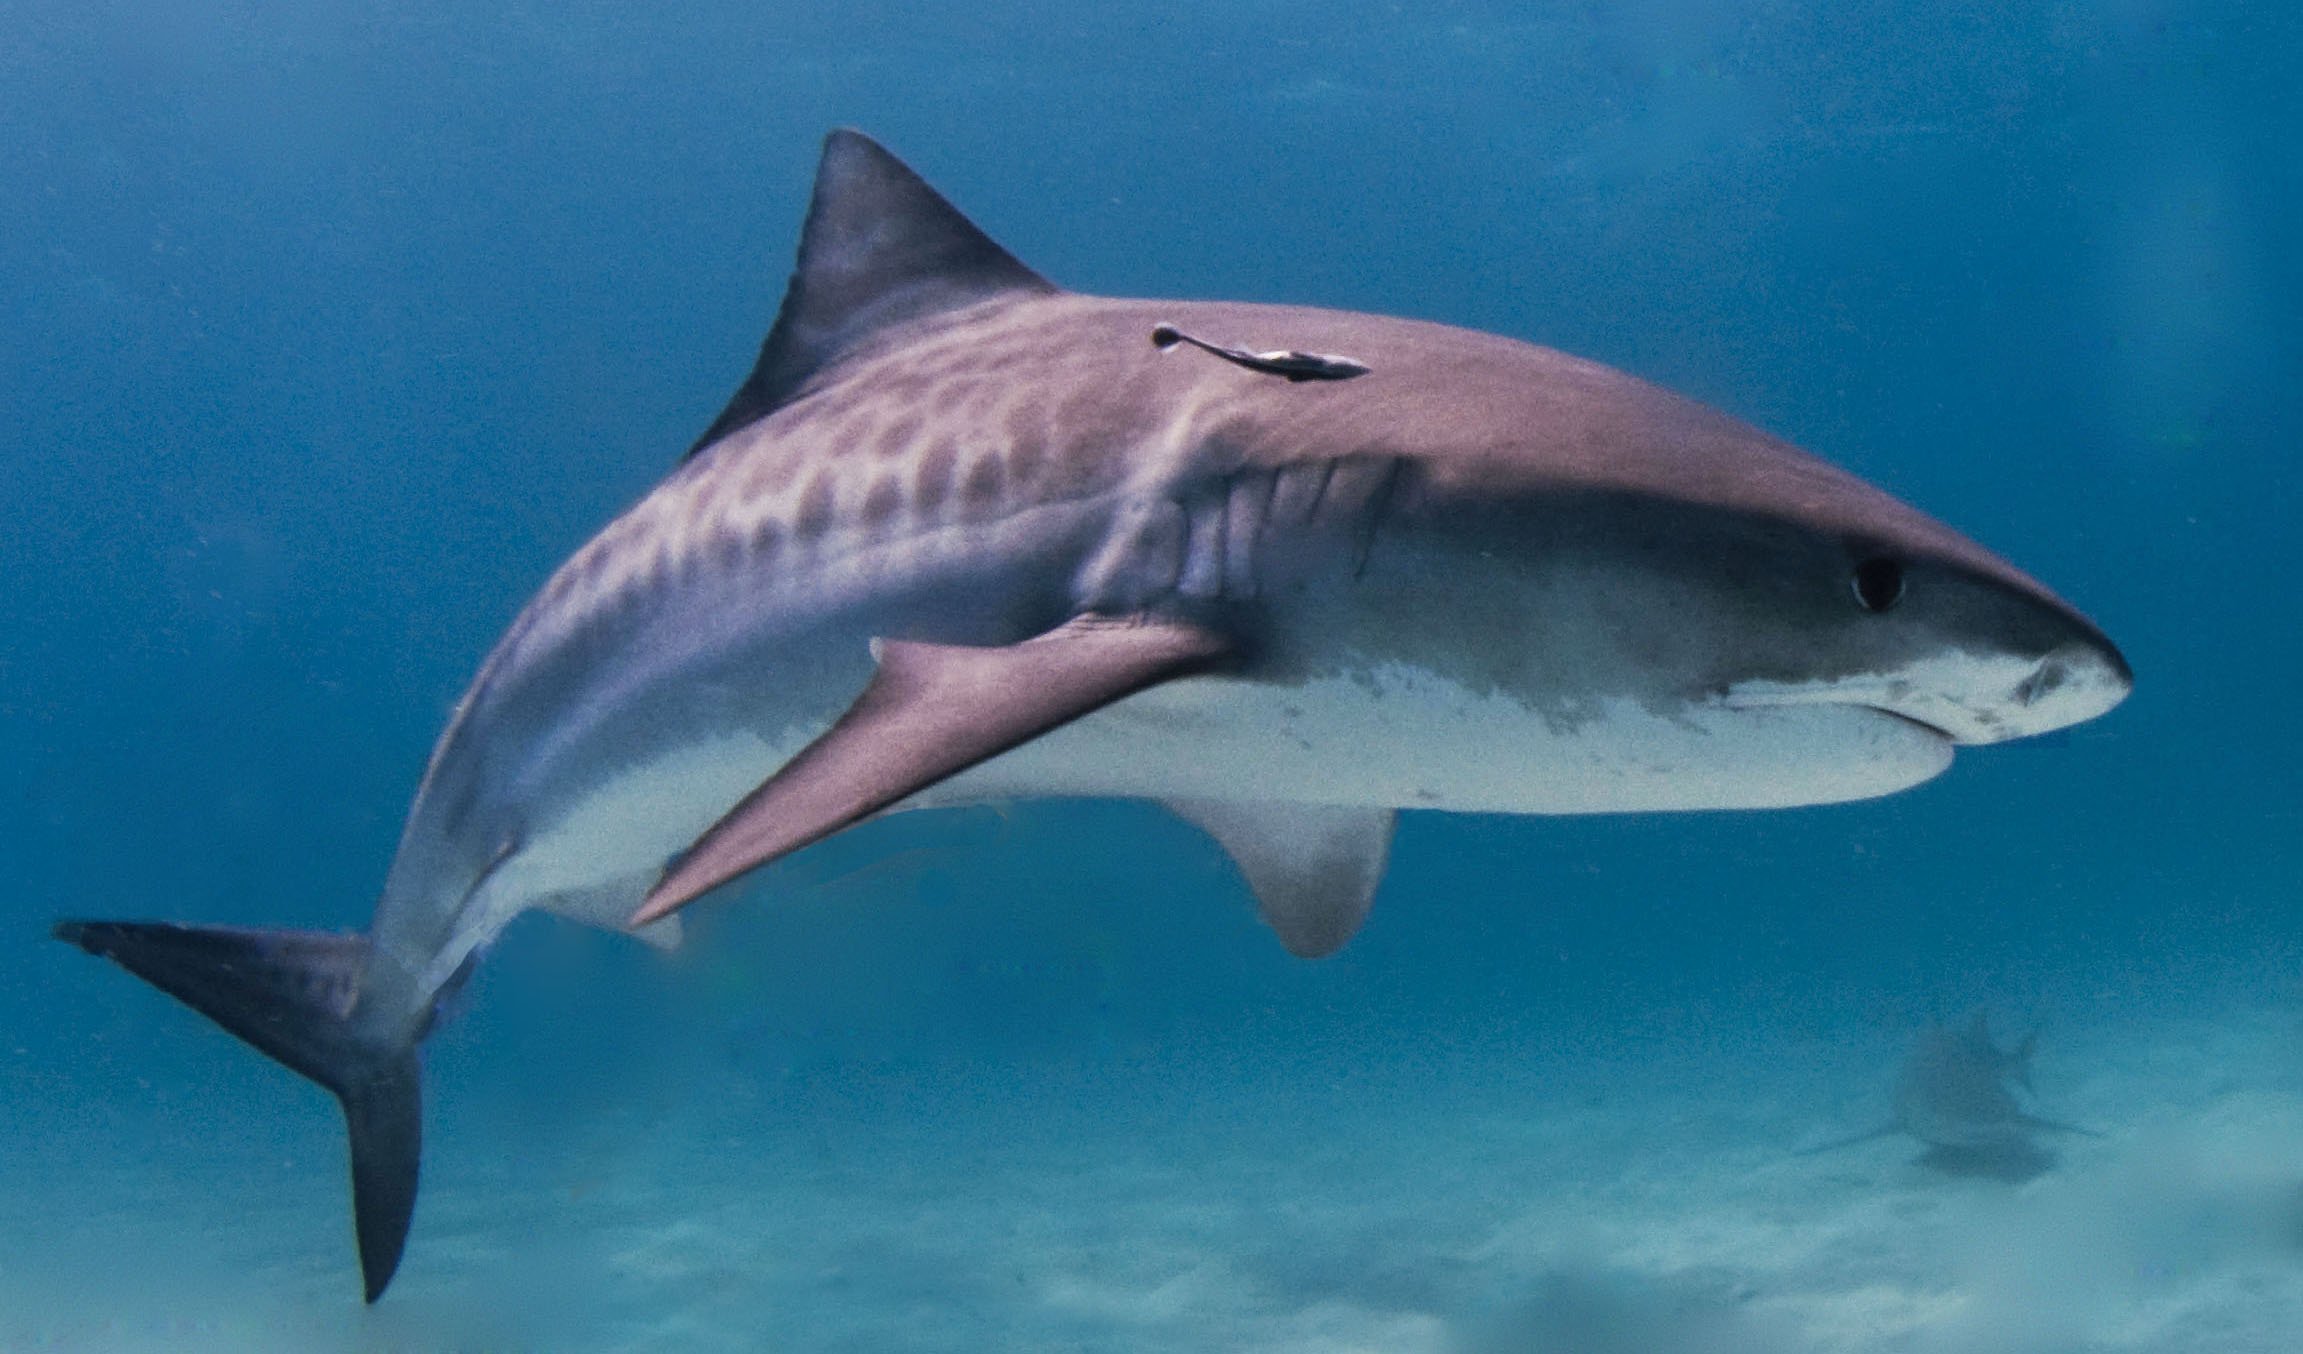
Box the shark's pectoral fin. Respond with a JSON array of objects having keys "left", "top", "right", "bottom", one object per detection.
[
  {"left": 1168, "top": 799, "right": 1395, "bottom": 958},
  {"left": 629, "top": 916, "right": 685, "bottom": 951},
  {"left": 535, "top": 877, "right": 685, "bottom": 950},
  {"left": 632, "top": 614, "right": 1232, "bottom": 925}
]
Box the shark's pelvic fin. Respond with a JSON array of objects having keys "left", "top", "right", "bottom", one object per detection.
[
  {"left": 633, "top": 614, "right": 1233, "bottom": 925},
  {"left": 687, "top": 129, "right": 1061, "bottom": 457},
  {"left": 1167, "top": 799, "right": 1393, "bottom": 957},
  {"left": 51, "top": 921, "right": 423, "bottom": 1303}
]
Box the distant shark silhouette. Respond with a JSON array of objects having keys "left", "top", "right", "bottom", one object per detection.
[
  {"left": 55, "top": 130, "right": 2129, "bottom": 1300},
  {"left": 1802, "top": 1013, "right": 2098, "bottom": 1177}
]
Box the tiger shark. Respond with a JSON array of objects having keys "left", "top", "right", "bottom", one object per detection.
[
  {"left": 55, "top": 129, "right": 2130, "bottom": 1301},
  {"left": 1801, "top": 1014, "right": 2099, "bottom": 1176}
]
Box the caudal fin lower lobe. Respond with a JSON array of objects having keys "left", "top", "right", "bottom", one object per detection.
[{"left": 53, "top": 920, "right": 423, "bottom": 1302}]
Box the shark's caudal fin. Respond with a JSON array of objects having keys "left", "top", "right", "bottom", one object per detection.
[{"left": 53, "top": 920, "right": 422, "bottom": 1303}]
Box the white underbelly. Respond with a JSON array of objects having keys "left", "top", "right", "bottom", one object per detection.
[
  {"left": 941, "top": 661, "right": 1956, "bottom": 813},
  {"left": 496, "top": 727, "right": 802, "bottom": 905},
  {"left": 487, "top": 659, "right": 1951, "bottom": 922}
]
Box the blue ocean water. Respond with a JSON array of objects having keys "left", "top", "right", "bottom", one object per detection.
[{"left": 2, "top": 1, "right": 2297, "bottom": 1349}]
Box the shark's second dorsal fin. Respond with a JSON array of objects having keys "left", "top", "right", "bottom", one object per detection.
[{"left": 687, "top": 129, "right": 1059, "bottom": 458}]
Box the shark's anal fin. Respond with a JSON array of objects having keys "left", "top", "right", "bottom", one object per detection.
[
  {"left": 1167, "top": 800, "right": 1395, "bottom": 958},
  {"left": 632, "top": 614, "right": 1233, "bottom": 925}
]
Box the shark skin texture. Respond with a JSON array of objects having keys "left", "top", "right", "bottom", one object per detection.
[{"left": 54, "top": 129, "right": 2131, "bottom": 1301}]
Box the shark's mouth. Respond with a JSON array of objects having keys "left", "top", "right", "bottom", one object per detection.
[
  {"left": 1717, "top": 643, "right": 2130, "bottom": 747},
  {"left": 1715, "top": 681, "right": 1969, "bottom": 745},
  {"left": 1856, "top": 703, "right": 1959, "bottom": 744}
]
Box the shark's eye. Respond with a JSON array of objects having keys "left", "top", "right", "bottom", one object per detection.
[{"left": 1851, "top": 557, "right": 1906, "bottom": 613}]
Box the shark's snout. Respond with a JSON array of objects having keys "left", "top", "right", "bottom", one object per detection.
[
  {"left": 1720, "top": 635, "right": 2130, "bottom": 748},
  {"left": 1967, "top": 637, "right": 2131, "bottom": 745},
  {"left": 1894, "top": 635, "right": 2131, "bottom": 746}
]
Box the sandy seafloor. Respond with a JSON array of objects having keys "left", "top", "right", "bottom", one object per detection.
[{"left": 8, "top": 984, "right": 2300, "bottom": 1353}]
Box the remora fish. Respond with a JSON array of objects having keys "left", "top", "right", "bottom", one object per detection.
[{"left": 55, "top": 130, "right": 2131, "bottom": 1300}]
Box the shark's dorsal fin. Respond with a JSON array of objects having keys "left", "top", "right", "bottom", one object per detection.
[{"left": 687, "top": 129, "right": 1059, "bottom": 458}]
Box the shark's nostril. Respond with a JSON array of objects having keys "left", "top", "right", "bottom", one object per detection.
[{"left": 2015, "top": 658, "right": 2068, "bottom": 707}]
